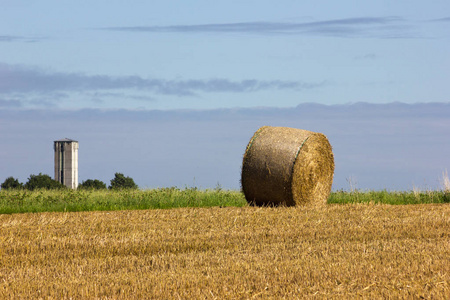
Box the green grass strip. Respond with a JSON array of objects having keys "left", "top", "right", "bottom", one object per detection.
[
  {"left": 0, "top": 188, "right": 247, "bottom": 214},
  {"left": 328, "top": 190, "right": 450, "bottom": 205},
  {"left": 0, "top": 188, "right": 448, "bottom": 214}
]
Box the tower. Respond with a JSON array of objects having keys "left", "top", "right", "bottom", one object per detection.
[{"left": 54, "top": 138, "right": 79, "bottom": 189}]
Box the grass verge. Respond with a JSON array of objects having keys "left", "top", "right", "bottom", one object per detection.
[
  {"left": 0, "top": 188, "right": 448, "bottom": 214},
  {"left": 0, "top": 188, "right": 247, "bottom": 214},
  {"left": 329, "top": 190, "right": 450, "bottom": 205}
]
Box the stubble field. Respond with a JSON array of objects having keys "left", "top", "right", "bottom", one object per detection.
[{"left": 1, "top": 204, "right": 449, "bottom": 299}]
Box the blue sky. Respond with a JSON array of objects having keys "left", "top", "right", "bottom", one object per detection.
[
  {"left": 1, "top": 1, "right": 449, "bottom": 109},
  {"left": 1, "top": 1, "right": 449, "bottom": 190},
  {"left": 1, "top": 103, "right": 449, "bottom": 191}
]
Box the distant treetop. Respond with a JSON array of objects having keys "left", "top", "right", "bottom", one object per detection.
[{"left": 109, "top": 173, "right": 138, "bottom": 190}]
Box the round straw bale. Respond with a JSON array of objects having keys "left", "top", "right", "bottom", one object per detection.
[{"left": 241, "top": 126, "right": 334, "bottom": 206}]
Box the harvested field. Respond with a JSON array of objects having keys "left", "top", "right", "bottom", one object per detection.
[{"left": 0, "top": 204, "right": 449, "bottom": 299}]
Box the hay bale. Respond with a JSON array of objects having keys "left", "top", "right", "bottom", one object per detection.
[{"left": 241, "top": 126, "right": 334, "bottom": 206}]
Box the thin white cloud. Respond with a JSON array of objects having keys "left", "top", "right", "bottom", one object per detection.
[
  {"left": 85, "top": 91, "right": 157, "bottom": 104},
  {"left": 105, "top": 17, "right": 414, "bottom": 39},
  {"left": 0, "top": 63, "right": 326, "bottom": 97},
  {"left": 0, "top": 35, "right": 21, "bottom": 42},
  {"left": 429, "top": 17, "right": 450, "bottom": 22},
  {"left": 0, "top": 35, "right": 44, "bottom": 43}
]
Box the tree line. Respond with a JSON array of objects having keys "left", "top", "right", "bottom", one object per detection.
[{"left": 1, "top": 173, "right": 137, "bottom": 190}]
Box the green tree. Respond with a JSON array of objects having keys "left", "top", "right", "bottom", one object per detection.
[
  {"left": 24, "top": 173, "right": 66, "bottom": 190},
  {"left": 109, "top": 173, "right": 138, "bottom": 190},
  {"left": 78, "top": 179, "right": 107, "bottom": 190},
  {"left": 1, "top": 177, "right": 24, "bottom": 190}
]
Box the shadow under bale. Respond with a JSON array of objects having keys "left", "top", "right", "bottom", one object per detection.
[{"left": 241, "top": 126, "right": 334, "bottom": 206}]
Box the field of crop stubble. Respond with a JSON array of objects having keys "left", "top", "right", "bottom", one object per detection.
[{"left": 1, "top": 203, "right": 448, "bottom": 299}]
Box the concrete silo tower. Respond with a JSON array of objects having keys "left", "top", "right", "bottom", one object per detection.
[{"left": 54, "top": 138, "right": 79, "bottom": 189}]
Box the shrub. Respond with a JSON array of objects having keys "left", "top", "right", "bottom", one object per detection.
[
  {"left": 109, "top": 173, "right": 138, "bottom": 190},
  {"left": 1, "top": 177, "right": 24, "bottom": 190},
  {"left": 24, "top": 173, "right": 66, "bottom": 190},
  {"left": 79, "top": 179, "right": 107, "bottom": 190}
]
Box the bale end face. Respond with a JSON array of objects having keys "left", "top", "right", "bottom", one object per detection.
[{"left": 291, "top": 133, "right": 334, "bottom": 206}]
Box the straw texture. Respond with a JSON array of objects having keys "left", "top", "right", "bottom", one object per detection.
[{"left": 241, "top": 126, "right": 334, "bottom": 206}]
